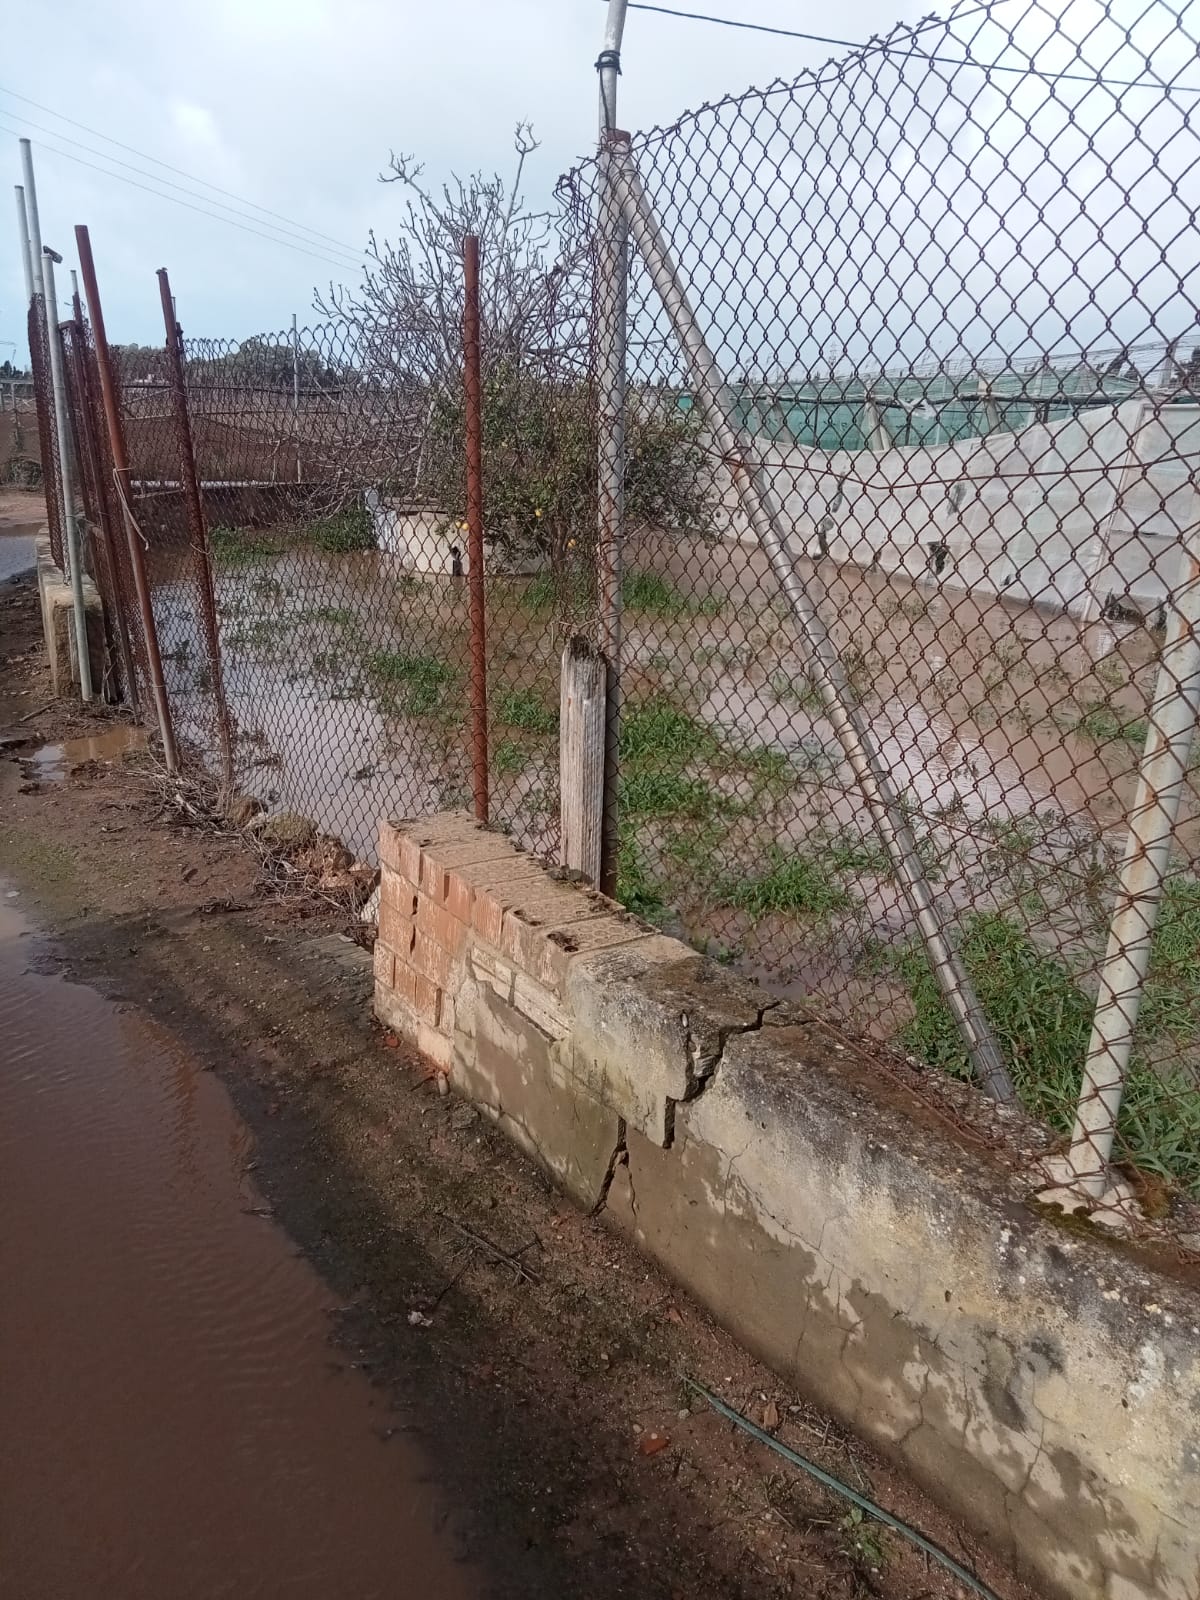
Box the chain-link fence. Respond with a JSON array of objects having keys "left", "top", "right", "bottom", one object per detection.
[
  {"left": 31, "top": 0, "right": 1200, "bottom": 1225},
  {"left": 571, "top": 0, "right": 1200, "bottom": 1217}
]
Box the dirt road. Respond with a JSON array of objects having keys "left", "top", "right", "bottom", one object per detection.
[{"left": 0, "top": 564, "right": 1029, "bottom": 1600}]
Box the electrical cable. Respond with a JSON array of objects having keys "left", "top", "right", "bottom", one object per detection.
[
  {"left": 0, "top": 115, "right": 361, "bottom": 275},
  {"left": 620, "top": 0, "right": 1200, "bottom": 93},
  {"left": 3, "top": 106, "right": 365, "bottom": 265},
  {"left": 0, "top": 83, "right": 358, "bottom": 254}
]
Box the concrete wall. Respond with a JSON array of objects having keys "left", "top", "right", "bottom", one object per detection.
[
  {"left": 374, "top": 811, "right": 1200, "bottom": 1600},
  {"left": 35, "top": 533, "right": 110, "bottom": 700}
]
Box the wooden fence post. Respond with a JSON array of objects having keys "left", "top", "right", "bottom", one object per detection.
[{"left": 560, "top": 636, "right": 607, "bottom": 884}]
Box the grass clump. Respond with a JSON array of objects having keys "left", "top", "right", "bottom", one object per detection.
[
  {"left": 497, "top": 687, "right": 557, "bottom": 736},
  {"left": 210, "top": 525, "right": 268, "bottom": 567},
  {"left": 493, "top": 739, "right": 525, "bottom": 776},
  {"left": 616, "top": 831, "right": 669, "bottom": 924},
  {"left": 1071, "top": 701, "right": 1149, "bottom": 747},
  {"left": 1140, "top": 877, "right": 1200, "bottom": 1041},
  {"left": 723, "top": 845, "right": 850, "bottom": 922},
  {"left": 893, "top": 910, "right": 1200, "bottom": 1194},
  {"left": 623, "top": 567, "right": 721, "bottom": 619},
  {"left": 622, "top": 769, "right": 722, "bottom": 820},
  {"left": 366, "top": 650, "right": 458, "bottom": 717},
  {"left": 305, "top": 506, "right": 375, "bottom": 554},
  {"left": 620, "top": 696, "right": 714, "bottom": 767}
]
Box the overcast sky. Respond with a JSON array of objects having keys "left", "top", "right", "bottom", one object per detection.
[
  {"left": 6, "top": 0, "right": 1196, "bottom": 371},
  {"left": 2, "top": 0, "right": 929, "bottom": 359}
]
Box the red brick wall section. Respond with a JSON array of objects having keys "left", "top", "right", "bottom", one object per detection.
[{"left": 374, "top": 810, "right": 651, "bottom": 1070}]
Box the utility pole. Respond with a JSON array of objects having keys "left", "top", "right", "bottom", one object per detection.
[{"left": 19, "top": 140, "right": 92, "bottom": 700}]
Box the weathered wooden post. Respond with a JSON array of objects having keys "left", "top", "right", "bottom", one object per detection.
[{"left": 559, "top": 636, "right": 607, "bottom": 884}]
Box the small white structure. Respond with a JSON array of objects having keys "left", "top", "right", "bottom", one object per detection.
[{"left": 364, "top": 488, "right": 546, "bottom": 577}]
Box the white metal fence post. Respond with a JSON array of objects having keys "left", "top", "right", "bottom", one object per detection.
[
  {"left": 1054, "top": 516, "right": 1200, "bottom": 1197},
  {"left": 14, "top": 185, "right": 34, "bottom": 302},
  {"left": 611, "top": 144, "right": 1015, "bottom": 1103}
]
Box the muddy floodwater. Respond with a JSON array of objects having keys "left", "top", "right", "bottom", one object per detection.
[{"left": 0, "top": 889, "right": 476, "bottom": 1600}]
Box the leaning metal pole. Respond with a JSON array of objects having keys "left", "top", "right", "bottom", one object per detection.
[
  {"left": 595, "top": 0, "right": 629, "bottom": 897},
  {"left": 1056, "top": 517, "right": 1200, "bottom": 1194},
  {"left": 75, "top": 224, "right": 178, "bottom": 771},
  {"left": 612, "top": 147, "right": 1014, "bottom": 1103},
  {"left": 157, "top": 267, "right": 236, "bottom": 798}
]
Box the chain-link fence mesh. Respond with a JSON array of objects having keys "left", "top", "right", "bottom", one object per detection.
[
  {"left": 38, "top": 0, "right": 1198, "bottom": 1225},
  {"left": 136, "top": 316, "right": 578, "bottom": 862},
  {"left": 569, "top": 0, "right": 1200, "bottom": 1216}
]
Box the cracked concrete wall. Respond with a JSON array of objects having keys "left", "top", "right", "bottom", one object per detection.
[{"left": 375, "top": 812, "right": 1200, "bottom": 1600}]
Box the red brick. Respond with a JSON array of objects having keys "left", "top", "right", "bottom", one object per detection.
[
  {"left": 391, "top": 960, "right": 443, "bottom": 1025},
  {"left": 499, "top": 899, "right": 606, "bottom": 970},
  {"left": 379, "top": 877, "right": 418, "bottom": 954},
  {"left": 420, "top": 834, "right": 521, "bottom": 902},
  {"left": 466, "top": 866, "right": 561, "bottom": 945},
  {"left": 443, "top": 871, "right": 474, "bottom": 924},
  {"left": 381, "top": 870, "right": 418, "bottom": 917},
  {"left": 415, "top": 895, "right": 469, "bottom": 954},
  {"left": 380, "top": 810, "right": 483, "bottom": 880},
  {"left": 408, "top": 930, "right": 459, "bottom": 988},
  {"left": 449, "top": 855, "right": 546, "bottom": 921},
  {"left": 534, "top": 918, "right": 651, "bottom": 995}
]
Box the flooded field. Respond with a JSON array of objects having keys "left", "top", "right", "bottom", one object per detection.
[
  {"left": 145, "top": 523, "right": 1200, "bottom": 1192},
  {"left": 0, "top": 888, "right": 477, "bottom": 1599}
]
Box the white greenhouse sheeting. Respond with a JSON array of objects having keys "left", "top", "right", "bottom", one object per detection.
[{"left": 723, "top": 401, "right": 1200, "bottom": 621}]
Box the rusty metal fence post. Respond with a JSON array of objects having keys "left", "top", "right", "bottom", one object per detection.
[
  {"left": 156, "top": 267, "right": 236, "bottom": 798},
  {"left": 63, "top": 319, "right": 138, "bottom": 704},
  {"left": 610, "top": 144, "right": 1014, "bottom": 1104},
  {"left": 75, "top": 224, "right": 178, "bottom": 772},
  {"left": 463, "top": 233, "right": 489, "bottom": 824}
]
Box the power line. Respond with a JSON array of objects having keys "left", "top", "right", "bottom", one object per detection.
[
  {"left": 5, "top": 108, "right": 365, "bottom": 268},
  {"left": 0, "top": 115, "right": 360, "bottom": 275},
  {"left": 0, "top": 83, "right": 361, "bottom": 255},
  {"left": 622, "top": 1, "right": 1200, "bottom": 93}
]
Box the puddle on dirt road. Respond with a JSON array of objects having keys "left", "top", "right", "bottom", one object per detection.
[
  {"left": 0, "top": 532, "right": 37, "bottom": 582},
  {"left": 29, "top": 724, "right": 149, "bottom": 782},
  {"left": 0, "top": 889, "right": 477, "bottom": 1600}
]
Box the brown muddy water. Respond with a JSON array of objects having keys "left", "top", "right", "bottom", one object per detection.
[{"left": 0, "top": 889, "right": 476, "bottom": 1600}]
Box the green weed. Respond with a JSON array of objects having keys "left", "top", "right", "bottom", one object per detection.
[
  {"left": 621, "top": 769, "right": 722, "bottom": 820},
  {"left": 521, "top": 573, "right": 555, "bottom": 612},
  {"left": 894, "top": 911, "right": 1200, "bottom": 1193},
  {"left": 819, "top": 828, "right": 891, "bottom": 875},
  {"left": 1071, "top": 702, "right": 1149, "bottom": 747},
  {"left": 617, "top": 831, "right": 668, "bottom": 924},
  {"left": 493, "top": 739, "right": 525, "bottom": 776},
  {"left": 366, "top": 650, "right": 458, "bottom": 717},
  {"left": 723, "top": 846, "right": 850, "bottom": 922},
  {"left": 497, "top": 687, "right": 557, "bottom": 735},
  {"left": 620, "top": 697, "right": 713, "bottom": 766},
  {"left": 839, "top": 1508, "right": 889, "bottom": 1570},
  {"left": 306, "top": 507, "right": 375, "bottom": 554},
  {"left": 1140, "top": 878, "right": 1200, "bottom": 1041},
  {"left": 622, "top": 567, "right": 721, "bottom": 618},
  {"left": 210, "top": 525, "right": 268, "bottom": 567}
]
